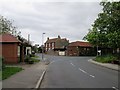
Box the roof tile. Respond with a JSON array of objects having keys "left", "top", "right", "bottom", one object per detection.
[
  {"left": 0, "top": 33, "right": 20, "bottom": 43},
  {"left": 69, "top": 41, "right": 92, "bottom": 47}
]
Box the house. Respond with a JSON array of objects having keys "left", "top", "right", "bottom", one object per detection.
[
  {"left": 44, "top": 35, "right": 69, "bottom": 56},
  {"left": 0, "top": 33, "right": 21, "bottom": 63},
  {"left": 67, "top": 41, "right": 96, "bottom": 56}
]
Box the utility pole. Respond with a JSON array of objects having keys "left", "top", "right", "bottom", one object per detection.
[{"left": 42, "top": 33, "right": 45, "bottom": 60}]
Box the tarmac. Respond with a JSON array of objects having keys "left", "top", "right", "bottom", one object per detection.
[
  {"left": 2, "top": 58, "right": 119, "bottom": 89},
  {"left": 2, "top": 61, "right": 47, "bottom": 88},
  {"left": 88, "top": 59, "right": 119, "bottom": 71}
]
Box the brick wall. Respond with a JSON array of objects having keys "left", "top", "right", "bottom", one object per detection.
[
  {"left": 0, "top": 43, "right": 18, "bottom": 64},
  {"left": 67, "top": 46, "right": 79, "bottom": 56}
]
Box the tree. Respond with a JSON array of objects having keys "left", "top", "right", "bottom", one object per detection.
[
  {"left": 86, "top": 1, "right": 120, "bottom": 54},
  {"left": 0, "top": 15, "right": 19, "bottom": 36}
]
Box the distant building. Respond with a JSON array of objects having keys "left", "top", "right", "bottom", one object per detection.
[
  {"left": 44, "top": 35, "right": 69, "bottom": 56},
  {"left": 67, "top": 41, "right": 96, "bottom": 56}
]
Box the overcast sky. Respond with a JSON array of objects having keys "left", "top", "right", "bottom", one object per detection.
[{"left": 0, "top": 0, "right": 103, "bottom": 45}]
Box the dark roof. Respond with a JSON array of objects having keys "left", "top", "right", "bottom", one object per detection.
[
  {"left": 69, "top": 41, "right": 92, "bottom": 47},
  {"left": 45, "top": 38, "right": 58, "bottom": 43},
  {"left": 45, "top": 38, "right": 68, "bottom": 43},
  {"left": 0, "top": 33, "right": 20, "bottom": 43}
]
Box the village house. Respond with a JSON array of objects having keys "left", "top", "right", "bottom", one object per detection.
[
  {"left": 0, "top": 33, "right": 21, "bottom": 63},
  {"left": 67, "top": 41, "right": 96, "bottom": 56},
  {"left": 44, "top": 35, "right": 69, "bottom": 56}
]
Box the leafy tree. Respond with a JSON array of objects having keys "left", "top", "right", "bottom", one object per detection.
[
  {"left": 86, "top": 1, "right": 120, "bottom": 53},
  {"left": 0, "top": 15, "right": 19, "bottom": 36}
]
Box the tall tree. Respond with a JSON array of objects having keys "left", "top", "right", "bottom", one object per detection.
[
  {"left": 86, "top": 1, "right": 120, "bottom": 51},
  {"left": 0, "top": 15, "right": 18, "bottom": 36}
]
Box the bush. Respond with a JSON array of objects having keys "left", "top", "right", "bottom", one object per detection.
[
  {"left": 24, "top": 55, "right": 30, "bottom": 62},
  {"left": 28, "top": 60, "right": 34, "bottom": 64},
  {"left": 95, "top": 54, "right": 117, "bottom": 63},
  {"left": 0, "top": 56, "right": 5, "bottom": 69},
  {"left": 30, "top": 54, "right": 35, "bottom": 57}
]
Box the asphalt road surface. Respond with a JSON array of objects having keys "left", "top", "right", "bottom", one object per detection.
[{"left": 37, "top": 54, "right": 118, "bottom": 89}]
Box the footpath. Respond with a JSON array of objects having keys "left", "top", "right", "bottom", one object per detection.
[
  {"left": 2, "top": 62, "right": 47, "bottom": 88},
  {"left": 88, "top": 59, "right": 119, "bottom": 71}
]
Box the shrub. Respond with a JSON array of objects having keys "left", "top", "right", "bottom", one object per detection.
[
  {"left": 0, "top": 56, "right": 5, "bottom": 69},
  {"left": 28, "top": 60, "right": 34, "bottom": 64},
  {"left": 24, "top": 55, "right": 30, "bottom": 62},
  {"left": 95, "top": 54, "right": 117, "bottom": 63},
  {"left": 30, "top": 54, "right": 35, "bottom": 57}
]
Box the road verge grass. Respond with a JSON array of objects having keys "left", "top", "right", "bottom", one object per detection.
[
  {"left": 95, "top": 54, "right": 118, "bottom": 63},
  {"left": 2, "top": 67, "right": 23, "bottom": 80}
]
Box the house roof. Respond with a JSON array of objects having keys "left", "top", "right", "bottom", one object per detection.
[
  {"left": 45, "top": 37, "right": 68, "bottom": 43},
  {"left": 45, "top": 38, "right": 58, "bottom": 43},
  {"left": 69, "top": 41, "right": 92, "bottom": 47},
  {"left": 0, "top": 33, "right": 20, "bottom": 43}
]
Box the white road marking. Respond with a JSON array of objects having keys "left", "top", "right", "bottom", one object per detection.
[
  {"left": 112, "top": 87, "right": 118, "bottom": 90},
  {"left": 78, "top": 68, "right": 95, "bottom": 78},
  {"left": 78, "top": 68, "right": 87, "bottom": 73},
  {"left": 70, "top": 63, "right": 75, "bottom": 67},
  {"left": 50, "top": 61, "right": 55, "bottom": 64},
  {"left": 89, "top": 75, "right": 95, "bottom": 78}
]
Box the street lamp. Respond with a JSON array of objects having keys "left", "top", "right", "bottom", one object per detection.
[{"left": 42, "top": 33, "right": 45, "bottom": 60}]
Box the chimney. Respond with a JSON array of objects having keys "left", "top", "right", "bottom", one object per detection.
[
  {"left": 47, "top": 37, "right": 49, "bottom": 40},
  {"left": 58, "top": 35, "right": 61, "bottom": 39}
]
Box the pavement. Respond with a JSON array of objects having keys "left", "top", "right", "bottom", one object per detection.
[
  {"left": 2, "top": 61, "right": 47, "bottom": 88},
  {"left": 88, "top": 59, "right": 119, "bottom": 71}
]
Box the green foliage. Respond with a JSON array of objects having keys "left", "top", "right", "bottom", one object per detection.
[
  {"left": 24, "top": 55, "right": 30, "bottom": 62},
  {"left": 31, "top": 57, "right": 40, "bottom": 62},
  {"left": 86, "top": 1, "right": 120, "bottom": 48},
  {"left": 25, "top": 55, "right": 40, "bottom": 64},
  {"left": 95, "top": 54, "right": 117, "bottom": 63},
  {"left": 0, "top": 15, "right": 22, "bottom": 38},
  {"left": 2, "top": 67, "right": 23, "bottom": 80},
  {"left": 0, "top": 56, "right": 5, "bottom": 69}
]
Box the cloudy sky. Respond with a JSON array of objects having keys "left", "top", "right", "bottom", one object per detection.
[{"left": 0, "top": 0, "right": 103, "bottom": 45}]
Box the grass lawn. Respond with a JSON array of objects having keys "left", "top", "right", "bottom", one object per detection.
[{"left": 2, "top": 67, "right": 23, "bottom": 80}]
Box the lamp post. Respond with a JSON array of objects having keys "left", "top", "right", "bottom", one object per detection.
[{"left": 42, "top": 33, "right": 45, "bottom": 60}]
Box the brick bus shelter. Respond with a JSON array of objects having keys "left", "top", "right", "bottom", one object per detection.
[{"left": 0, "top": 33, "right": 21, "bottom": 64}]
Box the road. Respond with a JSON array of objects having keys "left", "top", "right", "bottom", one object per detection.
[{"left": 37, "top": 54, "right": 118, "bottom": 89}]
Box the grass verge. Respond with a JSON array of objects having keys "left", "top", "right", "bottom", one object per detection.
[
  {"left": 31, "top": 57, "right": 40, "bottom": 62},
  {"left": 2, "top": 67, "right": 23, "bottom": 80},
  {"left": 95, "top": 54, "right": 118, "bottom": 63}
]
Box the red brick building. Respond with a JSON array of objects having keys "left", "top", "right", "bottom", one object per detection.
[
  {"left": 44, "top": 35, "right": 69, "bottom": 55},
  {"left": 67, "top": 41, "right": 96, "bottom": 56},
  {"left": 0, "top": 33, "right": 21, "bottom": 63}
]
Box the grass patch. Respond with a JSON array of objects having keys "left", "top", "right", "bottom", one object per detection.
[
  {"left": 34, "top": 56, "right": 39, "bottom": 58},
  {"left": 31, "top": 57, "right": 40, "bottom": 62},
  {"left": 0, "top": 71, "right": 2, "bottom": 80},
  {"left": 2, "top": 67, "right": 23, "bottom": 80},
  {"left": 95, "top": 54, "right": 118, "bottom": 63}
]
